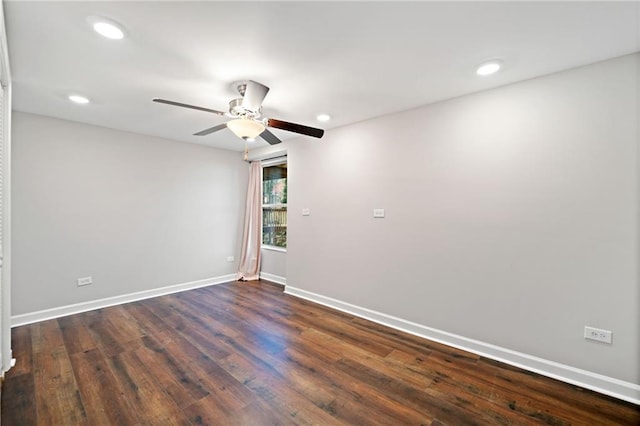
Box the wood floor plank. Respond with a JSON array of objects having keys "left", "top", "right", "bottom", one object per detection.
[
  {"left": 82, "top": 309, "right": 129, "bottom": 356},
  {"left": 234, "top": 399, "right": 298, "bottom": 426},
  {"left": 83, "top": 306, "right": 146, "bottom": 357},
  {"left": 485, "top": 361, "right": 638, "bottom": 426},
  {"left": 399, "top": 344, "right": 592, "bottom": 425},
  {"left": 122, "top": 300, "right": 172, "bottom": 340},
  {"left": 3, "top": 280, "right": 639, "bottom": 425},
  {"left": 425, "top": 375, "right": 546, "bottom": 426},
  {"left": 181, "top": 394, "right": 242, "bottom": 425},
  {"left": 291, "top": 311, "right": 396, "bottom": 358},
  {"left": 58, "top": 314, "right": 97, "bottom": 355},
  {"left": 0, "top": 373, "right": 37, "bottom": 426},
  {"left": 135, "top": 334, "right": 210, "bottom": 409},
  {"left": 282, "top": 345, "right": 436, "bottom": 425},
  {"left": 174, "top": 351, "right": 254, "bottom": 412},
  {"left": 182, "top": 393, "right": 296, "bottom": 426},
  {"left": 179, "top": 286, "right": 305, "bottom": 343},
  {"left": 68, "top": 348, "right": 139, "bottom": 426},
  {"left": 215, "top": 352, "right": 347, "bottom": 425},
  {"left": 334, "top": 356, "right": 490, "bottom": 425},
  {"left": 106, "top": 348, "right": 191, "bottom": 424},
  {"left": 155, "top": 297, "right": 236, "bottom": 359},
  {"left": 299, "top": 327, "right": 435, "bottom": 389},
  {"left": 104, "top": 305, "right": 147, "bottom": 341},
  {"left": 30, "top": 319, "right": 64, "bottom": 355},
  {"left": 206, "top": 284, "right": 304, "bottom": 335},
  {"left": 33, "top": 345, "right": 88, "bottom": 425}
]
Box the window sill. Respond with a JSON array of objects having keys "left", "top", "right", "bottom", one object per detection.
[{"left": 262, "top": 245, "right": 287, "bottom": 253}]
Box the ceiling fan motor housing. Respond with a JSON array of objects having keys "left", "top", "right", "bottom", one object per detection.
[{"left": 228, "top": 98, "right": 261, "bottom": 119}]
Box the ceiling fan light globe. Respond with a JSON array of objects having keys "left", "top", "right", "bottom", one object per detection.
[{"left": 227, "top": 118, "right": 265, "bottom": 140}]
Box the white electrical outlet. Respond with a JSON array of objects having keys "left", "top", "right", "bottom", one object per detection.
[
  {"left": 302, "top": 208, "right": 310, "bottom": 216},
  {"left": 77, "top": 276, "right": 93, "bottom": 287},
  {"left": 373, "top": 208, "right": 385, "bottom": 218},
  {"left": 584, "top": 326, "right": 612, "bottom": 344},
  {"left": 227, "top": 256, "right": 235, "bottom": 262}
]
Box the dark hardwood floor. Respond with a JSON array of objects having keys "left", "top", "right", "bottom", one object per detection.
[{"left": 2, "top": 280, "right": 639, "bottom": 425}]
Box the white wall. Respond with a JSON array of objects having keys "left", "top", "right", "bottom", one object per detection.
[
  {"left": 12, "top": 112, "right": 247, "bottom": 316},
  {"left": 261, "top": 249, "right": 286, "bottom": 282},
  {"left": 287, "top": 54, "right": 639, "bottom": 388}
]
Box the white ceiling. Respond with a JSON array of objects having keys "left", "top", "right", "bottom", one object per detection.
[{"left": 5, "top": 1, "right": 639, "bottom": 152}]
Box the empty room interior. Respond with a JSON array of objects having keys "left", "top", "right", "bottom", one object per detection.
[{"left": 0, "top": 1, "right": 639, "bottom": 424}]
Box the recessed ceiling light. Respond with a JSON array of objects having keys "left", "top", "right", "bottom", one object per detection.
[
  {"left": 68, "top": 95, "right": 90, "bottom": 104},
  {"left": 316, "top": 113, "right": 331, "bottom": 122},
  {"left": 93, "top": 21, "right": 124, "bottom": 39},
  {"left": 87, "top": 16, "right": 125, "bottom": 40},
  {"left": 476, "top": 60, "right": 502, "bottom": 76}
]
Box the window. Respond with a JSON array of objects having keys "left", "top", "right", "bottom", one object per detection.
[{"left": 262, "top": 160, "right": 287, "bottom": 249}]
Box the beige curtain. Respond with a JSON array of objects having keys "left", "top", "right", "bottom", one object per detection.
[{"left": 237, "top": 161, "right": 262, "bottom": 281}]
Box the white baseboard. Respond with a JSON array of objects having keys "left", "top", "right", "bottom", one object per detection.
[
  {"left": 11, "top": 274, "right": 236, "bottom": 327},
  {"left": 284, "top": 285, "right": 640, "bottom": 405},
  {"left": 260, "top": 272, "right": 286, "bottom": 286}
]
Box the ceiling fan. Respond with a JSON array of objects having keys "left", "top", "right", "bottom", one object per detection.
[{"left": 153, "top": 80, "right": 324, "bottom": 145}]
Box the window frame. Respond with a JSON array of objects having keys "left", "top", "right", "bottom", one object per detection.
[{"left": 261, "top": 157, "right": 288, "bottom": 252}]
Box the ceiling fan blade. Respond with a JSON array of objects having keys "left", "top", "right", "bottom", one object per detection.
[
  {"left": 241, "top": 80, "right": 270, "bottom": 112},
  {"left": 266, "top": 118, "right": 324, "bottom": 139},
  {"left": 153, "top": 98, "right": 225, "bottom": 115},
  {"left": 194, "top": 123, "right": 227, "bottom": 136},
  {"left": 260, "top": 129, "right": 282, "bottom": 145}
]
